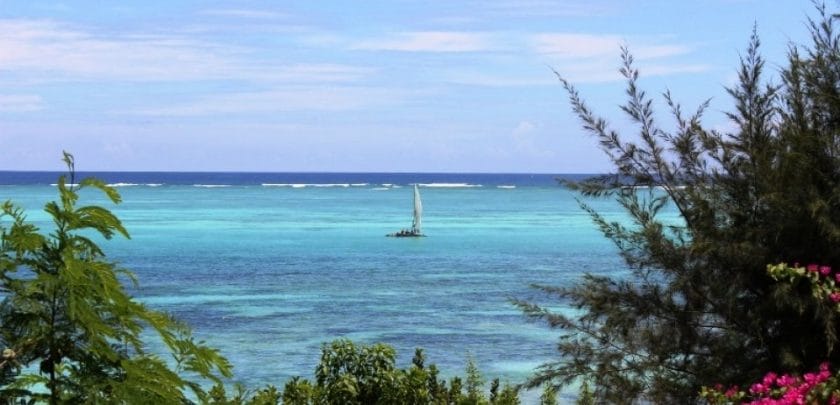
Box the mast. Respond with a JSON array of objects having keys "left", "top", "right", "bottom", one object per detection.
[{"left": 412, "top": 184, "right": 422, "bottom": 234}]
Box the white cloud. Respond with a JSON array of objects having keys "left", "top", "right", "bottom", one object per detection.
[
  {"left": 643, "top": 64, "right": 712, "bottom": 76},
  {"left": 474, "top": 0, "right": 614, "bottom": 18},
  {"left": 0, "top": 94, "right": 44, "bottom": 112},
  {"left": 533, "top": 33, "right": 690, "bottom": 60},
  {"left": 351, "top": 31, "right": 495, "bottom": 53},
  {"left": 444, "top": 73, "right": 554, "bottom": 87},
  {"left": 533, "top": 33, "right": 621, "bottom": 58},
  {"left": 634, "top": 44, "right": 692, "bottom": 60},
  {"left": 257, "top": 64, "right": 375, "bottom": 83},
  {"left": 200, "top": 9, "right": 290, "bottom": 20},
  {"left": 509, "top": 120, "right": 555, "bottom": 159},
  {"left": 512, "top": 120, "right": 537, "bottom": 137},
  {"left": 551, "top": 59, "right": 708, "bottom": 84},
  {"left": 129, "top": 86, "right": 420, "bottom": 116},
  {"left": 532, "top": 33, "right": 706, "bottom": 83},
  {"left": 0, "top": 19, "right": 371, "bottom": 83},
  {"left": 0, "top": 20, "right": 229, "bottom": 80}
]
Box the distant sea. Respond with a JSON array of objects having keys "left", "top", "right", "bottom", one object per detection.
[{"left": 0, "top": 172, "right": 636, "bottom": 394}]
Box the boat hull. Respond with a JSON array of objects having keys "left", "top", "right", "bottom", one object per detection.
[{"left": 386, "top": 232, "right": 425, "bottom": 237}]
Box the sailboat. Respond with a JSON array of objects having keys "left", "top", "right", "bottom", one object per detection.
[{"left": 387, "top": 184, "right": 425, "bottom": 237}]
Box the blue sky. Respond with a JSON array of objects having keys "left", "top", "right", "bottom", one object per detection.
[{"left": 0, "top": 1, "right": 818, "bottom": 172}]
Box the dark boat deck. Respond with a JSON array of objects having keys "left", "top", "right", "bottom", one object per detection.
[{"left": 387, "top": 230, "right": 425, "bottom": 237}]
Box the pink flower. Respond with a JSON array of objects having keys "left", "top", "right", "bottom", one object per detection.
[
  {"left": 750, "top": 382, "right": 768, "bottom": 394},
  {"left": 762, "top": 371, "right": 778, "bottom": 386},
  {"left": 830, "top": 292, "right": 840, "bottom": 303},
  {"left": 835, "top": 273, "right": 840, "bottom": 282},
  {"left": 821, "top": 265, "right": 832, "bottom": 275},
  {"left": 725, "top": 385, "right": 739, "bottom": 398},
  {"left": 782, "top": 385, "right": 809, "bottom": 404},
  {"left": 777, "top": 374, "right": 796, "bottom": 387},
  {"left": 808, "top": 264, "right": 819, "bottom": 273}
]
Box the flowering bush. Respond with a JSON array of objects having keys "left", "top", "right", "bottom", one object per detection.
[
  {"left": 766, "top": 263, "right": 840, "bottom": 304},
  {"left": 700, "top": 362, "right": 839, "bottom": 404},
  {"left": 701, "top": 263, "right": 840, "bottom": 404}
]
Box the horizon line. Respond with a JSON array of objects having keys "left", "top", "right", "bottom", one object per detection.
[{"left": 0, "top": 169, "right": 602, "bottom": 175}]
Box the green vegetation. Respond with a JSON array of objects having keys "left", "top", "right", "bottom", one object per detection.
[
  {"left": 0, "top": 152, "right": 232, "bottom": 403},
  {"left": 515, "top": 4, "right": 840, "bottom": 403},
  {"left": 209, "top": 339, "right": 521, "bottom": 405}
]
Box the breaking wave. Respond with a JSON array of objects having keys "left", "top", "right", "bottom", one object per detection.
[{"left": 418, "top": 183, "right": 483, "bottom": 188}]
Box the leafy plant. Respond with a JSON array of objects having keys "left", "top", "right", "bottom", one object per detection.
[
  {"left": 0, "top": 152, "right": 231, "bottom": 403},
  {"left": 223, "top": 339, "right": 518, "bottom": 405}
]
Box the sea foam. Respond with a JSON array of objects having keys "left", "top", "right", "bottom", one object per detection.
[
  {"left": 262, "top": 183, "right": 354, "bottom": 188},
  {"left": 418, "top": 183, "right": 483, "bottom": 188}
]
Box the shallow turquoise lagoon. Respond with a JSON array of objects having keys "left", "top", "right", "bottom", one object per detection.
[{"left": 2, "top": 176, "right": 647, "bottom": 390}]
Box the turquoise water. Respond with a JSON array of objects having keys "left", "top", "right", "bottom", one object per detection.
[{"left": 1, "top": 176, "right": 635, "bottom": 391}]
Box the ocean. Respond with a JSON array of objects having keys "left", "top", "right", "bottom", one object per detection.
[{"left": 0, "top": 172, "right": 636, "bottom": 394}]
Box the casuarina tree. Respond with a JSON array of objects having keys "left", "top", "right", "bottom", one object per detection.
[{"left": 516, "top": 4, "right": 840, "bottom": 403}]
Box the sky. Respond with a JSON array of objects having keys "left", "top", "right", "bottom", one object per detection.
[{"left": 0, "top": 1, "right": 821, "bottom": 172}]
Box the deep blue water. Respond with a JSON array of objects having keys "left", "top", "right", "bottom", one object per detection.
[
  {"left": 0, "top": 171, "right": 593, "bottom": 187},
  {"left": 0, "top": 172, "right": 640, "bottom": 397}
]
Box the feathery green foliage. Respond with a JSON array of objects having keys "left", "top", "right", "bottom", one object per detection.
[
  {"left": 515, "top": 4, "right": 840, "bottom": 403},
  {"left": 0, "top": 152, "right": 232, "bottom": 403},
  {"left": 573, "top": 381, "right": 592, "bottom": 405},
  {"left": 538, "top": 383, "right": 558, "bottom": 405}
]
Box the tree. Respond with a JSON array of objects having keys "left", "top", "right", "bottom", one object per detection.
[
  {"left": 224, "top": 339, "right": 519, "bottom": 405},
  {"left": 463, "top": 356, "right": 485, "bottom": 404},
  {"left": 0, "top": 152, "right": 231, "bottom": 403},
  {"left": 515, "top": 4, "right": 840, "bottom": 403}
]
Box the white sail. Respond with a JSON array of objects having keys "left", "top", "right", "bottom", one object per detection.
[{"left": 412, "top": 184, "right": 422, "bottom": 234}]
